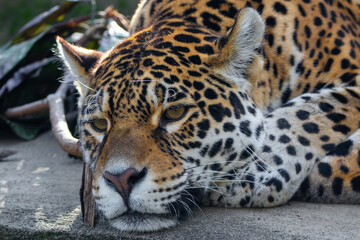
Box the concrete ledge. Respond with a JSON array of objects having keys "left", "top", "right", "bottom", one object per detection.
[{"left": 1, "top": 131, "right": 359, "bottom": 239}]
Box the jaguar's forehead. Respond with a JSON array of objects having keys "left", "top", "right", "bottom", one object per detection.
[
  {"left": 82, "top": 20, "right": 231, "bottom": 117},
  {"left": 92, "top": 19, "right": 220, "bottom": 85}
]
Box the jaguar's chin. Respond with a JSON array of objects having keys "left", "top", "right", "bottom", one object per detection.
[
  {"left": 107, "top": 188, "right": 204, "bottom": 232},
  {"left": 109, "top": 211, "right": 179, "bottom": 232}
]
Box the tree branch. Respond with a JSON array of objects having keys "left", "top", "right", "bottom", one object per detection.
[
  {"left": 80, "top": 162, "right": 95, "bottom": 228},
  {"left": 3, "top": 98, "right": 49, "bottom": 118},
  {"left": 47, "top": 82, "right": 82, "bottom": 158},
  {"left": 3, "top": 82, "right": 82, "bottom": 158}
]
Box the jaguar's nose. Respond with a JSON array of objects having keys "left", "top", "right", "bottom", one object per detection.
[{"left": 104, "top": 168, "right": 147, "bottom": 202}]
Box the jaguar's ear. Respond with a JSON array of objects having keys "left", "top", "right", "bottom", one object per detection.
[
  {"left": 56, "top": 36, "right": 103, "bottom": 97},
  {"left": 209, "top": 8, "right": 264, "bottom": 91}
]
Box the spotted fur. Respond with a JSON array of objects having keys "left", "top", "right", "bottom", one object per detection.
[{"left": 57, "top": 0, "right": 360, "bottom": 232}]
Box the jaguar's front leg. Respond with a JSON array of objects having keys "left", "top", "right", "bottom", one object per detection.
[
  {"left": 204, "top": 87, "right": 360, "bottom": 207},
  {"left": 294, "top": 128, "right": 360, "bottom": 203}
]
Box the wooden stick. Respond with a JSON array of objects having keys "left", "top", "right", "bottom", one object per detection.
[
  {"left": 3, "top": 98, "right": 49, "bottom": 118},
  {"left": 47, "top": 83, "right": 82, "bottom": 158},
  {"left": 4, "top": 82, "right": 82, "bottom": 157},
  {"left": 80, "top": 162, "right": 96, "bottom": 228}
]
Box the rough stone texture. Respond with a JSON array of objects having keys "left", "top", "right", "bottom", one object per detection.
[{"left": 0, "top": 131, "right": 359, "bottom": 240}]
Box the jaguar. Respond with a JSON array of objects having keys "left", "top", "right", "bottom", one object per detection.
[{"left": 57, "top": 0, "right": 360, "bottom": 232}]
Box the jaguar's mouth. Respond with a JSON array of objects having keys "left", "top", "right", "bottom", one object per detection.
[
  {"left": 108, "top": 188, "right": 204, "bottom": 232},
  {"left": 110, "top": 211, "right": 179, "bottom": 232}
]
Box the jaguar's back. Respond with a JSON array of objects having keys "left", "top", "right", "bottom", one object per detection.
[{"left": 130, "top": 0, "right": 360, "bottom": 111}]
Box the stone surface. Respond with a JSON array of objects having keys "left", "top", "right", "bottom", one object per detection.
[{"left": 0, "top": 131, "right": 359, "bottom": 239}]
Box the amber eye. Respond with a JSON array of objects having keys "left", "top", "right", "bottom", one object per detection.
[
  {"left": 91, "top": 119, "right": 108, "bottom": 132},
  {"left": 165, "top": 106, "right": 187, "bottom": 121}
]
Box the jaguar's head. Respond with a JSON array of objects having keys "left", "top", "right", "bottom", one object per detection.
[{"left": 57, "top": 8, "right": 265, "bottom": 232}]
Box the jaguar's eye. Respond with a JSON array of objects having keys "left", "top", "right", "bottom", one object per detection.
[
  {"left": 91, "top": 118, "right": 108, "bottom": 132},
  {"left": 164, "top": 106, "right": 187, "bottom": 121}
]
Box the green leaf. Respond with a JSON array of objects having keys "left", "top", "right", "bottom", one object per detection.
[
  {"left": 12, "top": 1, "right": 77, "bottom": 44},
  {"left": 0, "top": 30, "right": 48, "bottom": 80},
  {"left": 0, "top": 116, "right": 50, "bottom": 141},
  {"left": 0, "top": 55, "right": 61, "bottom": 111},
  {"left": 0, "top": 57, "right": 55, "bottom": 99},
  {"left": 8, "top": 120, "right": 49, "bottom": 140}
]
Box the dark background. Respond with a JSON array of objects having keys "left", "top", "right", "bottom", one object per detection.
[{"left": 0, "top": 0, "right": 138, "bottom": 45}]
